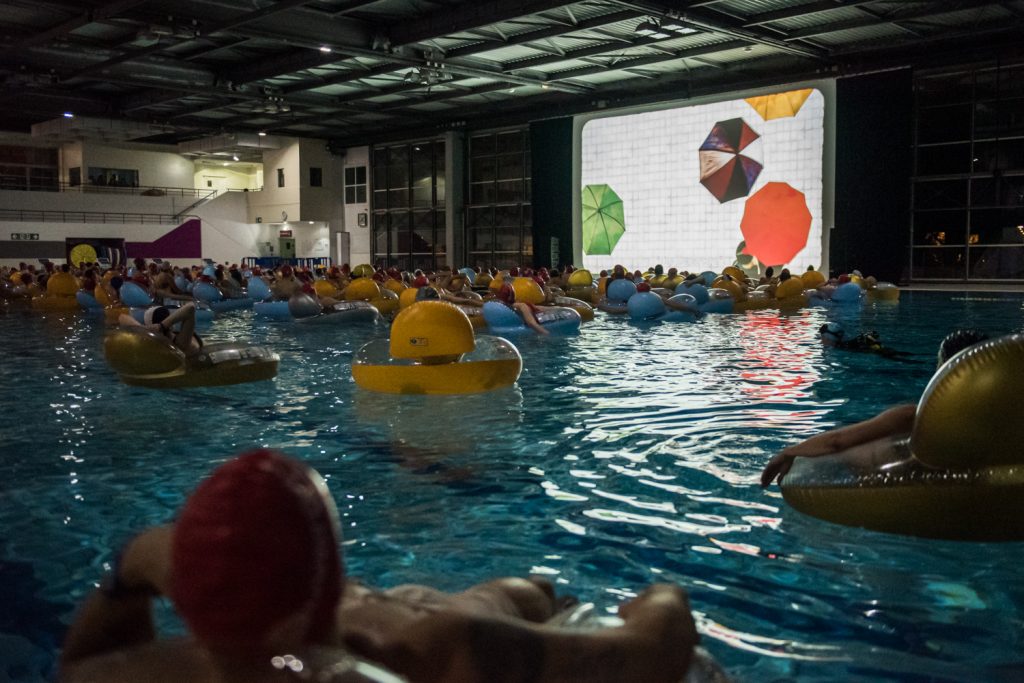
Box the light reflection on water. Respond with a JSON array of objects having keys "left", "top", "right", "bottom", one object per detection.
[{"left": 2, "top": 293, "right": 1024, "bottom": 681}]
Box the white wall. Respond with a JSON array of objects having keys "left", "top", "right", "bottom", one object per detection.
[
  {"left": 192, "top": 191, "right": 265, "bottom": 263},
  {"left": 249, "top": 139, "right": 301, "bottom": 224},
  {"left": 81, "top": 142, "right": 195, "bottom": 189},
  {"left": 59, "top": 142, "right": 83, "bottom": 185},
  {"left": 343, "top": 145, "right": 370, "bottom": 266},
  {"left": 297, "top": 138, "right": 344, "bottom": 221},
  {"left": 193, "top": 163, "right": 260, "bottom": 193}
]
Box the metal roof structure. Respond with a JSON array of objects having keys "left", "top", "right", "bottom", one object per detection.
[{"left": 2, "top": 0, "right": 1022, "bottom": 150}]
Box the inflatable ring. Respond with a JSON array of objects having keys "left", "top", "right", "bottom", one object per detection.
[
  {"left": 352, "top": 334, "right": 522, "bottom": 395},
  {"left": 104, "top": 327, "right": 279, "bottom": 389},
  {"left": 783, "top": 334, "right": 1024, "bottom": 540},
  {"left": 481, "top": 301, "right": 582, "bottom": 336},
  {"left": 254, "top": 300, "right": 293, "bottom": 319},
  {"left": 912, "top": 333, "right": 1024, "bottom": 469},
  {"left": 781, "top": 435, "right": 1024, "bottom": 541},
  {"left": 295, "top": 300, "right": 380, "bottom": 325},
  {"left": 553, "top": 296, "right": 595, "bottom": 322},
  {"left": 866, "top": 282, "right": 900, "bottom": 302},
  {"left": 31, "top": 295, "right": 80, "bottom": 312}
]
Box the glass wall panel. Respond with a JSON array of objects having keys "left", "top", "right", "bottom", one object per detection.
[
  {"left": 912, "top": 59, "right": 1024, "bottom": 280},
  {"left": 969, "top": 246, "right": 1024, "bottom": 278},
  {"left": 371, "top": 139, "right": 446, "bottom": 269},
  {"left": 465, "top": 128, "right": 532, "bottom": 267},
  {"left": 911, "top": 247, "right": 966, "bottom": 279}
]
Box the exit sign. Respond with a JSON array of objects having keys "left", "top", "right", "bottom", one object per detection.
[
  {"left": 279, "top": 229, "right": 293, "bottom": 237},
  {"left": 10, "top": 232, "right": 39, "bottom": 241}
]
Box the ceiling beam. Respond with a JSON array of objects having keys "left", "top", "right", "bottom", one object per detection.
[
  {"left": 782, "top": 0, "right": 1007, "bottom": 42},
  {"left": 605, "top": 0, "right": 829, "bottom": 60},
  {"left": 743, "top": 1, "right": 878, "bottom": 28},
  {"left": 0, "top": 0, "right": 147, "bottom": 59},
  {"left": 385, "top": 0, "right": 581, "bottom": 47}
]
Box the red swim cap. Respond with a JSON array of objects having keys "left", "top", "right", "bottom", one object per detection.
[
  {"left": 280, "top": 265, "right": 294, "bottom": 278},
  {"left": 170, "top": 450, "right": 342, "bottom": 654},
  {"left": 497, "top": 283, "right": 515, "bottom": 305},
  {"left": 636, "top": 282, "right": 651, "bottom": 292},
  {"left": 412, "top": 275, "right": 429, "bottom": 288}
]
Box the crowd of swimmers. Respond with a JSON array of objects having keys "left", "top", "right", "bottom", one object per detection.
[{"left": 4, "top": 257, "right": 1008, "bottom": 681}]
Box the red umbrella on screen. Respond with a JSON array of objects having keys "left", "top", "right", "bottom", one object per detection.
[
  {"left": 698, "top": 118, "right": 763, "bottom": 203},
  {"left": 740, "top": 182, "right": 812, "bottom": 266}
]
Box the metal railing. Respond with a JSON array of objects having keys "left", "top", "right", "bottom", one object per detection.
[
  {"left": 242, "top": 257, "right": 333, "bottom": 269},
  {"left": 0, "top": 176, "right": 216, "bottom": 198},
  {"left": 0, "top": 208, "right": 178, "bottom": 224}
]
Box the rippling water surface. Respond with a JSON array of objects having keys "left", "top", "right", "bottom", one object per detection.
[{"left": 2, "top": 292, "right": 1024, "bottom": 682}]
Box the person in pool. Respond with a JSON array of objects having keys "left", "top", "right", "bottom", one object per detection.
[
  {"left": 495, "top": 283, "right": 550, "bottom": 335},
  {"left": 761, "top": 328, "right": 991, "bottom": 486},
  {"left": 818, "top": 322, "right": 918, "bottom": 362},
  {"left": 61, "top": 449, "right": 698, "bottom": 683},
  {"left": 118, "top": 304, "right": 203, "bottom": 355}
]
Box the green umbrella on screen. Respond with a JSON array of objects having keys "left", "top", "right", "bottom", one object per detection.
[{"left": 582, "top": 184, "right": 626, "bottom": 255}]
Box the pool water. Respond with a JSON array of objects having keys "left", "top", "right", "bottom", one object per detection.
[{"left": 2, "top": 292, "right": 1024, "bottom": 682}]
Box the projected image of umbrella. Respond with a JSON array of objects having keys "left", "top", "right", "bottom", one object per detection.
[
  {"left": 582, "top": 183, "right": 626, "bottom": 255},
  {"left": 698, "top": 118, "right": 763, "bottom": 204},
  {"left": 745, "top": 88, "right": 813, "bottom": 121},
  {"left": 740, "top": 182, "right": 812, "bottom": 266}
]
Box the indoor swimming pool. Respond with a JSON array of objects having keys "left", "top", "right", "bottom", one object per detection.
[{"left": 2, "top": 291, "right": 1023, "bottom": 682}]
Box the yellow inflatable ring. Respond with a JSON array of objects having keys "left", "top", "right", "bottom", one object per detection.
[
  {"left": 782, "top": 334, "right": 1024, "bottom": 540},
  {"left": 31, "top": 295, "right": 81, "bottom": 312},
  {"left": 553, "top": 296, "right": 595, "bottom": 322},
  {"left": 866, "top": 282, "right": 900, "bottom": 302},
  {"left": 104, "top": 328, "right": 279, "bottom": 389},
  {"left": 352, "top": 335, "right": 522, "bottom": 395},
  {"left": 781, "top": 435, "right": 1024, "bottom": 541},
  {"left": 911, "top": 333, "right": 1024, "bottom": 469}
]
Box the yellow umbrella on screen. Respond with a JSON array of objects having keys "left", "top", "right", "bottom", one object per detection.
[{"left": 744, "top": 89, "right": 813, "bottom": 121}]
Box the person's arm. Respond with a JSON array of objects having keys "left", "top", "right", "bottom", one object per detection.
[
  {"left": 760, "top": 403, "right": 916, "bottom": 487},
  {"left": 61, "top": 526, "right": 173, "bottom": 674},
  {"left": 514, "top": 303, "right": 550, "bottom": 335},
  {"left": 375, "top": 584, "right": 695, "bottom": 683}
]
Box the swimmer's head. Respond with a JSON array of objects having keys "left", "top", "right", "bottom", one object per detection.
[
  {"left": 937, "top": 328, "right": 990, "bottom": 368},
  {"left": 497, "top": 283, "right": 515, "bottom": 305},
  {"left": 171, "top": 449, "right": 342, "bottom": 655}
]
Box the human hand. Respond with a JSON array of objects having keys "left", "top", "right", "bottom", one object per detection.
[
  {"left": 619, "top": 584, "right": 697, "bottom": 643},
  {"left": 117, "top": 525, "right": 174, "bottom": 596},
  {"left": 618, "top": 585, "right": 698, "bottom": 677}
]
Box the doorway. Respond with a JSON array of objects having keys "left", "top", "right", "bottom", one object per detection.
[{"left": 278, "top": 237, "right": 295, "bottom": 259}]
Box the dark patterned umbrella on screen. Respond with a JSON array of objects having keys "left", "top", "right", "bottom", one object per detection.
[{"left": 698, "top": 118, "right": 763, "bottom": 203}]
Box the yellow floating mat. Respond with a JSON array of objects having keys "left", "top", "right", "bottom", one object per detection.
[
  {"left": 781, "top": 435, "right": 1024, "bottom": 541},
  {"left": 105, "top": 328, "right": 279, "bottom": 389},
  {"left": 352, "top": 334, "right": 521, "bottom": 395}
]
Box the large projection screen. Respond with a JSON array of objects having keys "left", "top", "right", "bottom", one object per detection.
[{"left": 577, "top": 84, "right": 832, "bottom": 277}]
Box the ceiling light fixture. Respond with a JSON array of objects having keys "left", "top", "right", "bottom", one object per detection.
[
  {"left": 319, "top": 46, "right": 332, "bottom": 53},
  {"left": 258, "top": 131, "right": 267, "bottom": 136},
  {"left": 232, "top": 155, "right": 239, "bottom": 161}
]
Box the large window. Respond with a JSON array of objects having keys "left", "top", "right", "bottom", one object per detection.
[
  {"left": 466, "top": 129, "right": 532, "bottom": 268},
  {"left": 912, "top": 61, "right": 1024, "bottom": 280},
  {"left": 370, "top": 141, "right": 446, "bottom": 271},
  {"left": 344, "top": 166, "right": 367, "bottom": 204}
]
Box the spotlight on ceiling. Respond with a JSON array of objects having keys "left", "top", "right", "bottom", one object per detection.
[
  {"left": 232, "top": 155, "right": 239, "bottom": 161},
  {"left": 319, "top": 46, "right": 332, "bottom": 53}
]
